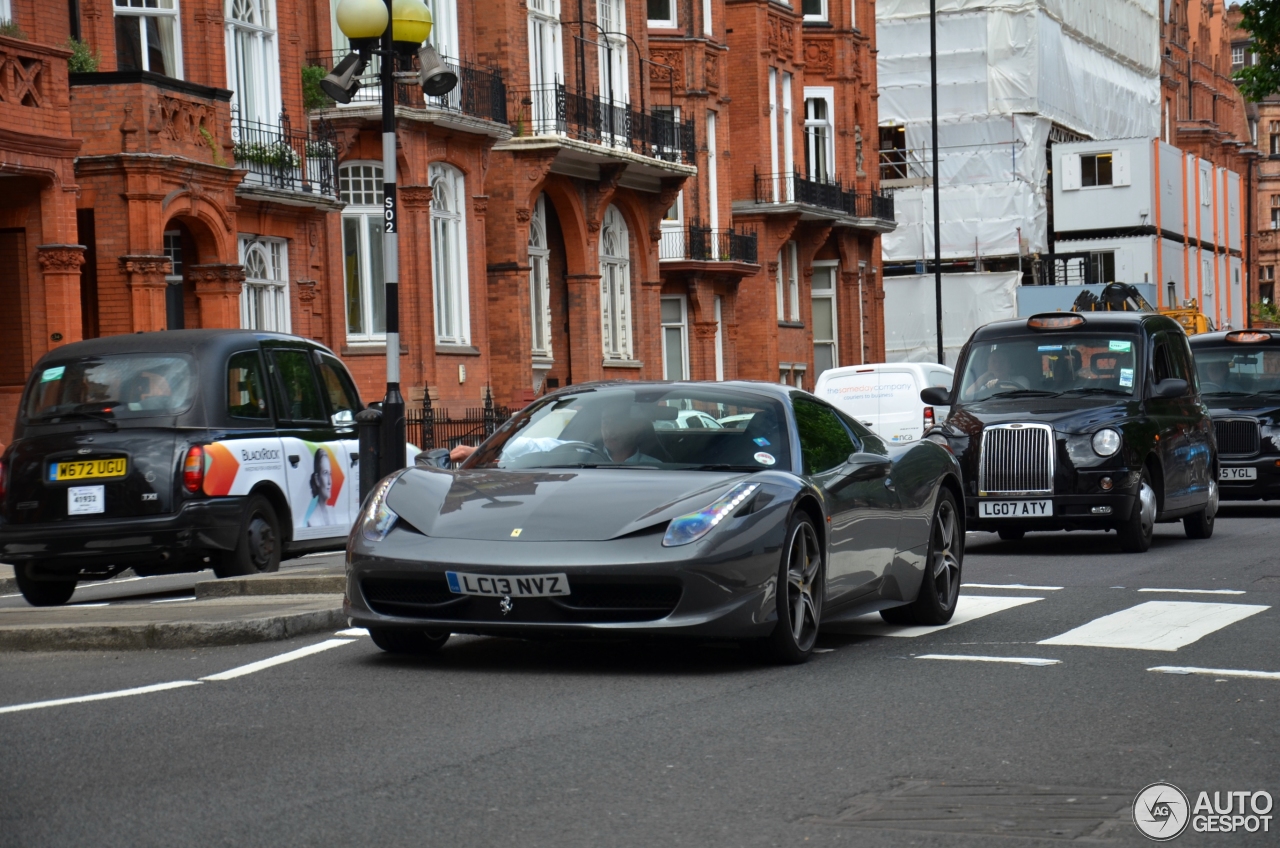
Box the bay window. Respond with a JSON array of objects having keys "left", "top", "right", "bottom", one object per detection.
[{"left": 115, "top": 0, "right": 182, "bottom": 78}]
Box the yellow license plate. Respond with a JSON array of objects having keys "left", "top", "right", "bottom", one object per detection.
[{"left": 51, "top": 458, "right": 127, "bottom": 482}]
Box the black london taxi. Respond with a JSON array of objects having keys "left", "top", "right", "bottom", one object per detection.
[
  {"left": 921, "top": 312, "right": 1218, "bottom": 553},
  {"left": 1188, "top": 329, "right": 1280, "bottom": 501},
  {"left": 1, "top": 330, "right": 373, "bottom": 606}
]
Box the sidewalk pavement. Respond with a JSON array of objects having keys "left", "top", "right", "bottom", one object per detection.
[{"left": 0, "top": 560, "right": 350, "bottom": 652}]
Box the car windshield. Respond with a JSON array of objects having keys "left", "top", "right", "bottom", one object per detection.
[
  {"left": 958, "top": 334, "right": 1142, "bottom": 402},
  {"left": 466, "top": 386, "right": 791, "bottom": 472},
  {"left": 23, "top": 354, "right": 197, "bottom": 421},
  {"left": 1193, "top": 346, "right": 1280, "bottom": 395}
]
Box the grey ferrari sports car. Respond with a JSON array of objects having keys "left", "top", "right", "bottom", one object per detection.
[{"left": 346, "top": 381, "right": 965, "bottom": 662}]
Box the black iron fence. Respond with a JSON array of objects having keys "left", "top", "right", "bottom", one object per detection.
[
  {"left": 232, "top": 110, "right": 338, "bottom": 198},
  {"left": 509, "top": 83, "right": 696, "bottom": 165},
  {"left": 306, "top": 50, "right": 508, "bottom": 125},
  {"left": 406, "top": 394, "right": 513, "bottom": 451},
  {"left": 658, "top": 225, "right": 759, "bottom": 264},
  {"left": 753, "top": 170, "right": 895, "bottom": 224}
]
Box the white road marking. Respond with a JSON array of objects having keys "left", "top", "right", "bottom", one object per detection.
[
  {"left": 335, "top": 628, "right": 368, "bottom": 637},
  {"left": 962, "top": 583, "right": 1063, "bottom": 591},
  {"left": 1137, "top": 588, "right": 1246, "bottom": 595},
  {"left": 150, "top": 596, "right": 197, "bottom": 604},
  {"left": 837, "top": 595, "right": 1043, "bottom": 638},
  {"left": 69, "top": 603, "right": 109, "bottom": 608},
  {"left": 0, "top": 681, "right": 202, "bottom": 715},
  {"left": 1149, "top": 666, "right": 1280, "bottom": 681},
  {"left": 200, "top": 638, "right": 355, "bottom": 681},
  {"left": 917, "top": 654, "right": 1061, "bottom": 667},
  {"left": 1039, "top": 601, "right": 1270, "bottom": 652}
]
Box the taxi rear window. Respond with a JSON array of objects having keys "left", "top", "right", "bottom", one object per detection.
[{"left": 24, "top": 354, "right": 196, "bottom": 421}]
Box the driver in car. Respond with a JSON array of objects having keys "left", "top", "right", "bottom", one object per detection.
[
  {"left": 966, "top": 347, "right": 1030, "bottom": 396},
  {"left": 448, "top": 407, "right": 661, "bottom": 466},
  {"left": 1200, "top": 358, "right": 1231, "bottom": 392}
]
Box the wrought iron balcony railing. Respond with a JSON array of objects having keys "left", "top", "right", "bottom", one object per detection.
[
  {"left": 232, "top": 110, "right": 338, "bottom": 198},
  {"left": 509, "top": 84, "right": 696, "bottom": 165},
  {"left": 754, "top": 170, "right": 895, "bottom": 224},
  {"left": 306, "top": 51, "right": 508, "bottom": 125},
  {"left": 659, "top": 226, "right": 758, "bottom": 264}
]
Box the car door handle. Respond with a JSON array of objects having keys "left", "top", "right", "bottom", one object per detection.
[
  {"left": 350, "top": 454, "right": 359, "bottom": 467},
  {"left": 288, "top": 454, "right": 300, "bottom": 468}
]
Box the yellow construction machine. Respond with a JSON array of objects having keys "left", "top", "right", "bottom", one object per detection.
[{"left": 1071, "top": 283, "right": 1214, "bottom": 336}]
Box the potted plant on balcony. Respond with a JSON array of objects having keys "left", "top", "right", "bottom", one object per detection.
[{"left": 233, "top": 138, "right": 302, "bottom": 189}]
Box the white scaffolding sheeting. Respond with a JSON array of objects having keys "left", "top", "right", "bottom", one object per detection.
[
  {"left": 877, "top": 0, "right": 1160, "bottom": 264},
  {"left": 884, "top": 272, "right": 1020, "bottom": 364}
]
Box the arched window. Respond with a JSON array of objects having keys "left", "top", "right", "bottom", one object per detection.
[
  {"left": 239, "top": 237, "right": 290, "bottom": 332},
  {"left": 529, "top": 194, "right": 552, "bottom": 358},
  {"left": 600, "top": 205, "right": 632, "bottom": 360},
  {"left": 431, "top": 163, "right": 470, "bottom": 345},
  {"left": 226, "top": 0, "right": 279, "bottom": 125},
  {"left": 339, "top": 163, "right": 385, "bottom": 340}
]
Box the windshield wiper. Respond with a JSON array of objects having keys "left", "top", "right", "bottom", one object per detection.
[
  {"left": 1203, "top": 390, "right": 1254, "bottom": 398},
  {"left": 1060, "top": 387, "right": 1132, "bottom": 397},
  {"left": 986, "top": 389, "right": 1061, "bottom": 399},
  {"left": 539, "top": 463, "right": 661, "bottom": 469}
]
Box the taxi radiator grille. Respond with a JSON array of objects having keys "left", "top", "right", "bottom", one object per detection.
[
  {"left": 979, "top": 425, "right": 1054, "bottom": 495},
  {"left": 1214, "top": 419, "right": 1260, "bottom": 457}
]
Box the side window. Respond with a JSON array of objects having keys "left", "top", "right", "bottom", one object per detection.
[
  {"left": 317, "top": 354, "right": 361, "bottom": 425},
  {"left": 1175, "top": 335, "right": 1199, "bottom": 393},
  {"left": 227, "top": 350, "right": 271, "bottom": 420},
  {"left": 793, "top": 395, "right": 856, "bottom": 475},
  {"left": 833, "top": 408, "right": 869, "bottom": 447},
  {"left": 270, "top": 349, "right": 326, "bottom": 423},
  {"left": 1152, "top": 335, "right": 1175, "bottom": 385}
]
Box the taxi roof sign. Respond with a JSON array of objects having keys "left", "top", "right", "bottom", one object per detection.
[
  {"left": 1225, "top": 331, "right": 1272, "bottom": 343},
  {"left": 1028, "top": 314, "right": 1085, "bottom": 330}
]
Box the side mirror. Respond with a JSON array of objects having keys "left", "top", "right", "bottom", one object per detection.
[
  {"left": 845, "top": 452, "right": 893, "bottom": 481},
  {"left": 921, "top": 385, "right": 951, "bottom": 406},
  {"left": 416, "top": 448, "right": 452, "bottom": 469},
  {"left": 1153, "top": 378, "right": 1189, "bottom": 399}
]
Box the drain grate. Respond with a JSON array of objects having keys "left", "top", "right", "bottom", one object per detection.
[{"left": 810, "top": 780, "right": 1131, "bottom": 840}]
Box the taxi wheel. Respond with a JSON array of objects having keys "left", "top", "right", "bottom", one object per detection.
[
  {"left": 1184, "top": 479, "right": 1218, "bottom": 540},
  {"left": 1117, "top": 470, "right": 1157, "bottom": 553},
  {"left": 997, "top": 529, "right": 1025, "bottom": 541},
  {"left": 369, "top": 628, "right": 450, "bottom": 655},
  {"left": 15, "top": 565, "right": 76, "bottom": 607},
  {"left": 215, "top": 495, "right": 281, "bottom": 578}
]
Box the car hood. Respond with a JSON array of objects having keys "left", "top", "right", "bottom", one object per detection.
[
  {"left": 946, "top": 398, "right": 1141, "bottom": 437},
  {"left": 1204, "top": 399, "right": 1280, "bottom": 423},
  {"left": 385, "top": 467, "right": 749, "bottom": 542}
]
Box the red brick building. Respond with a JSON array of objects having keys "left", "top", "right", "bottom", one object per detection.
[{"left": 0, "top": 0, "right": 891, "bottom": 440}]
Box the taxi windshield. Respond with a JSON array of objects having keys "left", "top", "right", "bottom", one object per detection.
[
  {"left": 24, "top": 354, "right": 197, "bottom": 421},
  {"left": 959, "top": 334, "right": 1142, "bottom": 402},
  {"left": 1193, "top": 346, "right": 1280, "bottom": 395},
  {"left": 466, "top": 386, "right": 790, "bottom": 472}
]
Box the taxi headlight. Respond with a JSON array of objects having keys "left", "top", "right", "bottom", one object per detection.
[
  {"left": 662, "top": 482, "right": 760, "bottom": 547},
  {"left": 1092, "top": 428, "right": 1122, "bottom": 457},
  {"left": 361, "top": 472, "right": 404, "bottom": 542}
]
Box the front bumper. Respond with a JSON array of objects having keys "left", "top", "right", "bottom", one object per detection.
[
  {"left": 345, "top": 523, "right": 784, "bottom": 639},
  {"left": 0, "top": 498, "right": 246, "bottom": 573},
  {"left": 1217, "top": 456, "right": 1280, "bottom": 500},
  {"left": 967, "top": 492, "right": 1139, "bottom": 532}
]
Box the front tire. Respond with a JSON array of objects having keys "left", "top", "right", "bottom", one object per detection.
[
  {"left": 1184, "top": 479, "right": 1218, "bottom": 539},
  {"left": 759, "top": 513, "right": 823, "bottom": 664},
  {"left": 1117, "top": 469, "right": 1157, "bottom": 553},
  {"left": 881, "top": 488, "right": 963, "bottom": 626},
  {"left": 15, "top": 565, "right": 76, "bottom": 607},
  {"left": 215, "top": 494, "right": 281, "bottom": 578},
  {"left": 369, "top": 628, "right": 450, "bottom": 655}
]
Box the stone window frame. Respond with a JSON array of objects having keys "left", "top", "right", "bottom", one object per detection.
[
  {"left": 647, "top": 0, "right": 677, "bottom": 29},
  {"left": 430, "top": 162, "right": 471, "bottom": 347},
  {"left": 239, "top": 235, "right": 291, "bottom": 333},
  {"left": 802, "top": 0, "right": 827, "bottom": 23},
  {"left": 113, "top": 0, "right": 184, "bottom": 78}
]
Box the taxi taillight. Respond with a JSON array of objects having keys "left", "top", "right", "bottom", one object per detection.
[{"left": 182, "top": 446, "right": 205, "bottom": 494}]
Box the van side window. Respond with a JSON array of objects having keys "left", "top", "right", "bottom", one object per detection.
[
  {"left": 270, "top": 349, "right": 326, "bottom": 423},
  {"left": 318, "top": 354, "right": 361, "bottom": 425},
  {"left": 227, "top": 351, "right": 271, "bottom": 420}
]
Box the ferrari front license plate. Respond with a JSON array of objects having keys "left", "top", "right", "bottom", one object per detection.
[
  {"left": 1220, "top": 467, "right": 1257, "bottom": 481},
  {"left": 979, "top": 499, "right": 1053, "bottom": 518},
  {"left": 446, "top": 571, "right": 570, "bottom": 597},
  {"left": 51, "top": 457, "right": 127, "bottom": 482}
]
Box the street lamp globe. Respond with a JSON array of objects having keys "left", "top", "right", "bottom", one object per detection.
[
  {"left": 391, "top": 0, "right": 433, "bottom": 47},
  {"left": 335, "top": 0, "right": 389, "bottom": 41}
]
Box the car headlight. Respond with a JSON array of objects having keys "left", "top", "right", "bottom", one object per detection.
[
  {"left": 361, "top": 472, "right": 404, "bottom": 542},
  {"left": 662, "top": 482, "right": 760, "bottom": 547},
  {"left": 1092, "top": 428, "right": 1122, "bottom": 457}
]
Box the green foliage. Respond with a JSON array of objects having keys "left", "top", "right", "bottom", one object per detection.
[
  {"left": 233, "top": 139, "right": 301, "bottom": 169},
  {"left": 66, "top": 38, "right": 99, "bottom": 74},
  {"left": 199, "top": 126, "right": 228, "bottom": 168},
  {"left": 1234, "top": 0, "right": 1280, "bottom": 102},
  {"left": 0, "top": 19, "right": 26, "bottom": 39},
  {"left": 1254, "top": 297, "right": 1280, "bottom": 326},
  {"left": 301, "top": 65, "right": 334, "bottom": 112}
]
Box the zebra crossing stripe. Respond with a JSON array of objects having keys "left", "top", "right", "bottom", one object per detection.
[{"left": 1038, "top": 601, "right": 1269, "bottom": 652}]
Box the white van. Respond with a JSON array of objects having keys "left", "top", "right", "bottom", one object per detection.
[{"left": 813, "top": 363, "right": 955, "bottom": 444}]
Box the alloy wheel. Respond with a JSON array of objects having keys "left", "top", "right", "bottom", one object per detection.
[
  {"left": 931, "top": 498, "right": 961, "bottom": 610},
  {"left": 1138, "top": 480, "right": 1157, "bottom": 537},
  {"left": 785, "top": 521, "right": 822, "bottom": 651}
]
